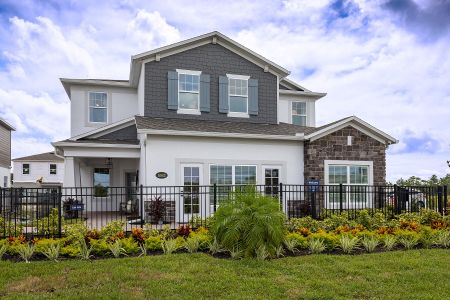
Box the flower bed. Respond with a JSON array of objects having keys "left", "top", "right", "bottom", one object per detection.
[{"left": 0, "top": 208, "right": 449, "bottom": 262}]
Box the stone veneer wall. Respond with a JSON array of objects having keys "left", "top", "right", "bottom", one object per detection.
[{"left": 304, "top": 126, "right": 387, "bottom": 185}]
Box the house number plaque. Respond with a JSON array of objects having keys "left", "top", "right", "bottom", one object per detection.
[{"left": 155, "top": 172, "right": 168, "bottom": 179}]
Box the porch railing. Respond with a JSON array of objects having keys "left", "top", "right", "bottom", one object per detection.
[{"left": 0, "top": 184, "right": 447, "bottom": 238}]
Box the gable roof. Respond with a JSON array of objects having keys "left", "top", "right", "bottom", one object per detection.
[
  {"left": 12, "top": 152, "right": 63, "bottom": 162},
  {"left": 0, "top": 118, "right": 15, "bottom": 131},
  {"left": 129, "top": 31, "right": 290, "bottom": 86}
]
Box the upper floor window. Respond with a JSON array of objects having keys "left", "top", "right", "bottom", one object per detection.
[
  {"left": 177, "top": 70, "right": 201, "bottom": 112},
  {"left": 228, "top": 74, "right": 249, "bottom": 114},
  {"left": 89, "top": 92, "right": 107, "bottom": 123},
  {"left": 22, "top": 163, "right": 30, "bottom": 175},
  {"left": 292, "top": 102, "right": 307, "bottom": 126},
  {"left": 50, "top": 164, "right": 57, "bottom": 175}
]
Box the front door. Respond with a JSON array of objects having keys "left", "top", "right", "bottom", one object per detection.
[
  {"left": 124, "top": 172, "right": 138, "bottom": 214},
  {"left": 179, "top": 164, "right": 203, "bottom": 223},
  {"left": 263, "top": 166, "right": 280, "bottom": 197}
]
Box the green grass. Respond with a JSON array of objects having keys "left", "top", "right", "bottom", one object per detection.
[{"left": 0, "top": 249, "right": 449, "bottom": 299}]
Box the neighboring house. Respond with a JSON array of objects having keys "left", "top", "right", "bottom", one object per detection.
[
  {"left": 12, "top": 152, "right": 64, "bottom": 188},
  {"left": 53, "top": 31, "right": 397, "bottom": 219},
  {"left": 0, "top": 118, "right": 15, "bottom": 188}
]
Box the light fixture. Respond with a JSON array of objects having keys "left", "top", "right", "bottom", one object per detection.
[{"left": 105, "top": 158, "right": 113, "bottom": 168}]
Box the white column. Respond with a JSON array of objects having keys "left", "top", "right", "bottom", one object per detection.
[
  {"left": 63, "top": 157, "right": 76, "bottom": 187},
  {"left": 138, "top": 134, "right": 147, "bottom": 187}
]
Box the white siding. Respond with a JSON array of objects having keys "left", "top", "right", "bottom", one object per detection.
[
  {"left": 12, "top": 161, "right": 65, "bottom": 186},
  {"left": 145, "top": 135, "right": 304, "bottom": 186},
  {"left": 70, "top": 85, "right": 138, "bottom": 137},
  {"left": 0, "top": 166, "right": 11, "bottom": 188},
  {"left": 278, "top": 94, "right": 316, "bottom": 127}
]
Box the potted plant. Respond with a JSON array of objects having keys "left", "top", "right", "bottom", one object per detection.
[{"left": 149, "top": 196, "right": 166, "bottom": 224}]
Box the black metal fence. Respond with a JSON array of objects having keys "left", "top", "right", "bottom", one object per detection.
[{"left": 0, "top": 184, "right": 447, "bottom": 238}]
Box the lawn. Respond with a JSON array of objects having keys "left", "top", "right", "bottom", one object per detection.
[{"left": 0, "top": 249, "right": 449, "bottom": 299}]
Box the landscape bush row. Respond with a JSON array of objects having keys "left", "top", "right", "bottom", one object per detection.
[{"left": 0, "top": 189, "right": 449, "bottom": 262}]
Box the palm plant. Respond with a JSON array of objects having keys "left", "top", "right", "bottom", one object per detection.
[
  {"left": 338, "top": 235, "right": 359, "bottom": 254},
  {"left": 18, "top": 244, "right": 34, "bottom": 263},
  {"left": 42, "top": 243, "right": 61, "bottom": 262},
  {"left": 211, "top": 187, "right": 286, "bottom": 258}
]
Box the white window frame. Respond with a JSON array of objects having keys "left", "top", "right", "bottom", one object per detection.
[
  {"left": 291, "top": 101, "right": 307, "bottom": 126},
  {"left": 22, "top": 163, "right": 30, "bottom": 175},
  {"left": 49, "top": 163, "right": 57, "bottom": 175},
  {"left": 176, "top": 69, "right": 201, "bottom": 115},
  {"left": 227, "top": 74, "right": 250, "bottom": 118},
  {"left": 88, "top": 92, "right": 108, "bottom": 124},
  {"left": 324, "top": 160, "right": 374, "bottom": 209},
  {"left": 209, "top": 164, "right": 257, "bottom": 186}
]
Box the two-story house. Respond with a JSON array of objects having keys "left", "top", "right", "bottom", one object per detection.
[
  {"left": 12, "top": 152, "right": 64, "bottom": 188},
  {"left": 0, "top": 118, "right": 15, "bottom": 188},
  {"left": 53, "top": 31, "right": 397, "bottom": 221}
]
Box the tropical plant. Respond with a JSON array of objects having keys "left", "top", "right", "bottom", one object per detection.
[
  {"left": 101, "top": 220, "right": 126, "bottom": 240},
  {"left": 145, "top": 236, "right": 163, "bottom": 251},
  {"left": 33, "top": 208, "right": 62, "bottom": 236},
  {"left": 398, "top": 234, "right": 419, "bottom": 250},
  {"left": 433, "top": 230, "right": 450, "bottom": 248},
  {"left": 338, "top": 235, "right": 359, "bottom": 254},
  {"left": 229, "top": 248, "right": 243, "bottom": 260},
  {"left": 284, "top": 238, "right": 298, "bottom": 254},
  {"left": 139, "top": 244, "right": 147, "bottom": 257},
  {"left": 63, "top": 223, "right": 88, "bottom": 244},
  {"left": 78, "top": 239, "right": 93, "bottom": 260},
  {"left": 0, "top": 244, "right": 8, "bottom": 260},
  {"left": 108, "top": 240, "right": 127, "bottom": 258},
  {"left": 208, "top": 238, "right": 223, "bottom": 255},
  {"left": 361, "top": 236, "right": 379, "bottom": 253},
  {"left": 274, "top": 245, "right": 285, "bottom": 258},
  {"left": 18, "top": 244, "right": 34, "bottom": 263},
  {"left": 212, "top": 187, "right": 286, "bottom": 258},
  {"left": 149, "top": 196, "right": 166, "bottom": 223},
  {"left": 382, "top": 235, "right": 397, "bottom": 251},
  {"left": 184, "top": 236, "right": 200, "bottom": 253},
  {"left": 308, "top": 238, "right": 326, "bottom": 254},
  {"left": 177, "top": 225, "right": 192, "bottom": 238},
  {"left": 42, "top": 243, "right": 61, "bottom": 262},
  {"left": 162, "top": 239, "right": 178, "bottom": 255},
  {"left": 255, "top": 245, "right": 270, "bottom": 261}
]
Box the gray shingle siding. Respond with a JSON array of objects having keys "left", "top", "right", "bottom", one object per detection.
[
  {"left": 97, "top": 125, "right": 138, "bottom": 141},
  {"left": 0, "top": 126, "right": 11, "bottom": 168},
  {"left": 144, "top": 44, "right": 278, "bottom": 124}
]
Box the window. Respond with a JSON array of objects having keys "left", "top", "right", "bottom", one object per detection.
[
  {"left": 178, "top": 70, "right": 200, "bottom": 111},
  {"left": 22, "top": 164, "right": 30, "bottom": 175},
  {"left": 89, "top": 92, "right": 107, "bottom": 123},
  {"left": 50, "top": 164, "right": 57, "bottom": 175},
  {"left": 228, "top": 75, "right": 249, "bottom": 114},
  {"left": 292, "top": 102, "right": 307, "bottom": 126},
  {"left": 210, "top": 165, "right": 256, "bottom": 202},
  {"left": 93, "top": 168, "right": 110, "bottom": 197},
  {"left": 264, "top": 168, "right": 280, "bottom": 196},
  {"left": 326, "top": 161, "right": 371, "bottom": 207}
]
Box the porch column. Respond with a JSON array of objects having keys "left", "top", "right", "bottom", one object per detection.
[{"left": 63, "top": 157, "right": 76, "bottom": 187}]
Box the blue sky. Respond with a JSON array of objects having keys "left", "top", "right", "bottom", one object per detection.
[{"left": 0, "top": 0, "right": 449, "bottom": 181}]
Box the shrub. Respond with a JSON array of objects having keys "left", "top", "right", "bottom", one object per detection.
[
  {"left": 189, "top": 215, "right": 215, "bottom": 229},
  {"left": 61, "top": 244, "right": 80, "bottom": 257},
  {"left": 145, "top": 236, "right": 163, "bottom": 251},
  {"left": 63, "top": 223, "right": 88, "bottom": 244},
  {"left": 361, "top": 236, "right": 379, "bottom": 253},
  {"left": 321, "top": 214, "right": 351, "bottom": 231},
  {"left": 148, "top": 195, "right": 166, "bottom": 223},
  {"left": 131, "top": 228, "right": 145, "bottom": 244},
  {"left": 338, "top": 235, "right": 359, "bottom": 254},
  {"left": 285, "top": 233, "right": 308, "bottom": 250},
  {"left": 208, "top": 238, "right": 224, "bottom": 255},
  {"left": 121, "top": 237, "right": 139, "bottom": 254},
  {"left": 418, "top": 226, "right": 437, "bottom": 249},
  {"left": 17, "top": 244, "right": 34, "bottom": 263},
  {"left": 287, "top": 217, "right": 320, "bottom": 232},
  {"left": 419, "top": 209, "right": 443, "bottom": 226},
  {"left": 396, "top": 231, "right": 419, "bottom": 249},
  {"left": 33, "top": 208, "right": 62, "bottom": 237},
  {"left": 78, "top": 239, "right": 93, "bottom": 260},
  {"left": 255, "top": 245, "right": 270, "bottom": 261},
  {"left": 90, "top": 239, "right": 109, "bottom": 256},
  {"left": 308, "top": 231, "right": 338, "bottom": 250},
  {"left": 177, "top": 225, "right": 192, "bottom": 238},
  {"left": 229, "top": 248, "right": 243, "bottom": 260},
  {"left": 100, "top": 221, "right": 126, "bottom": 240},
  {"left": 0, "top": 217, "right": 24, "bottom": 237},
  {"left": 274, "top": 245, "right": 285, "bottom": 258},
  {"left": 212, "top": 187, "right": 286, "bottom": 258},
  {"left": 189, "top": 229, "right": 212, "bottom": 250},
  {"left": 109, "top": 240, "right": 127, "bottom": 258},
  {"left": 308, "top": 238, "right": 326, "bottom": 254},
  {"left": 143, "top": 224, "right": 160, "bottom": 237},
  {"left": 162, "top": 239, "right": 178, "bottom": 255},
  {"left": 34, "top": 239, "right": 62, "bottom": 254}
]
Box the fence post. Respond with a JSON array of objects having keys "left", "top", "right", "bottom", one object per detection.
[
  {"left": 311, "top": 187, "right": 317, "bottom": 219},
  {"left": 58, "top": 186, "right": 62, "bottom": 238},
  {"left": 444, "top": 186, "right": 448, "bottom": 215},
  {"left": 393, "top": 184, "right": 400, "bottom": 214},
  {"left": 213, "top": 184, "right": 217, "bottom": 213},
  {"left": 437, "top": 186, "right": 443, "bottom": 215},
  {"left": 339, "top": 183, "right": 343, "bottom": 214},
  {"left": 279, "top": 182, "right": 284, "bottom": 213},
  {"left": 140, "top": 184, "right": 144, "bottom": 228}
]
